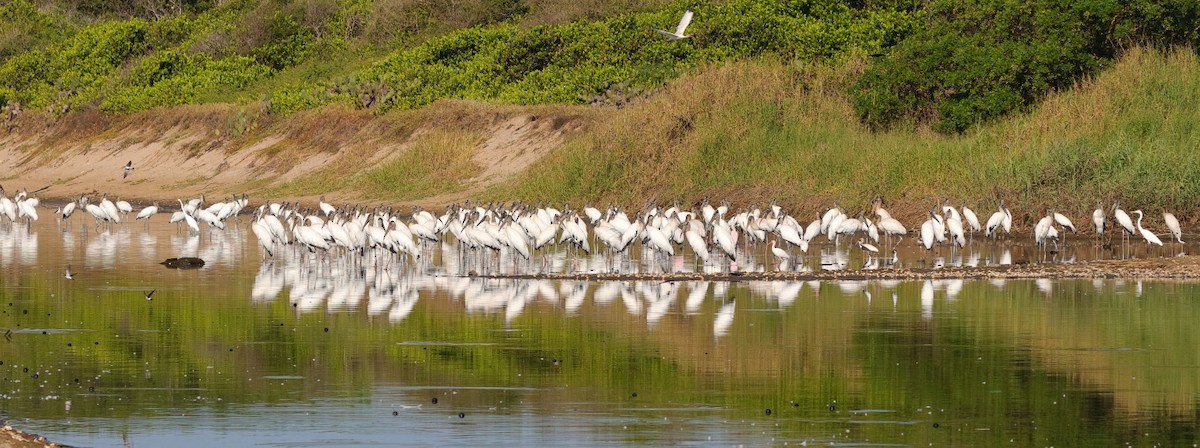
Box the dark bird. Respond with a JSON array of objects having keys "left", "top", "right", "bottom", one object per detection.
[
  {"left": 145, "top": 289, "right": 156, "bottom": 301},
  {"left": 65, "top": 265, "right": 74, "bottom": 280},
  {"left": 123, "top": 161, "right": 134, "bottom": 179}
]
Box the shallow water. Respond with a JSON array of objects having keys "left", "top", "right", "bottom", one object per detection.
[{"left": 1, "top": 217, "right": 1199, "bottom": 446}]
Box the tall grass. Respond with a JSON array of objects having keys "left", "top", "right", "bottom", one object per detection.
[
  {"left": 356, "top": 130, "right": 482, "bottom": 200},
  {"left": 488, "top": 47, "right": 1200, "bottom": 223},
  {"left": 262, "top": 128, "right": 482, "bottom": 201}
]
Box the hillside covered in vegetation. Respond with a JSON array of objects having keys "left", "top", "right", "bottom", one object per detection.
[{"left": 4, "top": 0, "right": 1197, "bottom": 130}]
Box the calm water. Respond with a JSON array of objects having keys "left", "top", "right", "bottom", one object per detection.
[{"left": 1, "top": 217, "right": 1199, "bottom": 446}]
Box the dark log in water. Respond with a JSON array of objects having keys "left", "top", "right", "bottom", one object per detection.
[{"left": 160, "top": 257, "right": 206, "bottom": 269}]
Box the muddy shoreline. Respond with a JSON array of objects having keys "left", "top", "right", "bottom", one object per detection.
[
  {"left": 473, "top": 255, "right": 1200, "bottom": 282},
  {"left": 0, "top": 424, "right": 67, "bottom": 448}
]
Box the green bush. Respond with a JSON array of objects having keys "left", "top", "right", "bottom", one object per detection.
[
  {"left": 102, "top": 54, "right": 271, "bottom": 111},
  {"left": 0, "top": 0, "right": 78, "bottom": 61},
  {"left": 0, "top": 0, "right": 919, "bottom": 114},
  {"left": 0, "top": 19, "right": 150, "bottom": 110},
  {"left": 341, "top": 0, "right": 916, "bottom": 113},
  {"left": 251, "top": 11, "right": 315, "bottom": 70},
  {"left": 853, "top": 0, "right": 1200, "bottom": 133}
]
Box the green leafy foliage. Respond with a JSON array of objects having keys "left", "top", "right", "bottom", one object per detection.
[
  {"left": 4, "top": 0, "right": 1196, "bottom": 133},
  {"left": 853, "top": 0, "right": 1200, "bottom": 133},
  {"left": 0, "top": 19, "right": 150, "bottom": 111},
  {"left": 319, "top": 0, "right": 915, "bottom": 113},
  {"left": 0, "top": 0, "right": 78, "bottom": 61},
  {"left": 0, "top": 0, "right": 917, "bottom": 114}
]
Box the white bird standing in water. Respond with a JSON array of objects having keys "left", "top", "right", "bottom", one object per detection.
[
  {"left": 136, "top": 202, "right": 159, "bottom": 221},
  {"left": 961, "top": 203, "right": 981, "bottom": 233},
  {"left": 1163, "top": 211, "right": 1184, "bottom": 244},
  {"left": 1113, "top": 202, "right": 1135, "bottom": 235},
  {"left": 1113, "top": 202, "right": 1135, "bottom": 248},
  {"left": 1132, "top": 210, "right": 1163, "bottom": 246},
  {"left": 1052, "top": 209, "right": 1076, "bottom": 233},
  {"left": 1092, "top": 201, "right": 1105, "bottom": 236},
  {"left": 61, "top": 199, "right": 77, "bottom": 220},
  {"left": 985, "top": 200, "right": 1009, "bottom": 238},
  {"left": 857, "top": 238, "right": 879, "bottom": 254},
  {"left": 656, "top": 10, "right": 694, "bottom": 41},
  {"left": 769, "top": 239, "right": 790, "bottom": 262},
  {"left": 919, "top": 212, "right": 937, "bottom": 250}
]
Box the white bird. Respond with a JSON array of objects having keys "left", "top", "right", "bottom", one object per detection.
[
  {"left": 1001, "top": 203, "right": 1013, "bottom": 234},
  {"left": 685, "top": 226, "right": 709, "bottom": 264},
  {"left": 942, "top": 200, "right": 961, "bottom": 222},
  {"left": 945, "top": 216, "right": 966, "bottom": 247},
  {"left": 769, "top": 239, "right": 790, "bottom": 262},
  {"left": 16, "top": 198, "right": 38, "bottom": 222},
  {"left": 123, "top": 160, "right": 134, "bottom": 179},
  {"left": 656, "top": 9, "right": 694, "bottom": 41},
  {"left": 1113, "top": 203, "right": 1135, "bottom": 236},
  {"left": 712, "top": 219, "right": 737, "bottom": 261},
  {"left": 985, "top": 202, "right": 1006, "bottom": 238},
  {"left": 1163, "top": 212, "right": 1184, "bottom": 244},
  {"left": 116, "top": 199, "right": 133, "bottom": 216},
  {"left": 802, "top": 219, "right": 821, "bottom": 243},
  {"left": 136, "top": 202, "right": 159, "bottom": 220},
  {"left": 1034, "top": 214, "right": 1055, "bottom": 247},
  {"left": 251, "top": 219, "right": 276, "bottom": 257},
  {"left": 1092, "top": 201, "right": 1105, "bottom": 236},
  {"left": 876, "top": 216, "right": 906, "bottom": 238},
  {"left": 930, "top": 211, "right": 946, "bottom": 243},
  {"left": 871, "top": 197, "right": 892, "bottom": 220},
  {"left": 1052, "top": 209, "right": 1076, "bottom": 233},
  {"left": 857, "top": 238, "right": 879, "bottom": 254},
  {"left": 1132, "top": 210, "right": 1163, "bottom": 246},
  {"left": 644, "top": 225, "right": 675, "bottom": 257},
  {"left": 99, "top": 196, "right": 121, "bottom": 223},
  {"left": 919, "top": 212, "right": 936, "bottom": 250},
  {"left": 1132, "top": 210, "right": 1161, "bottom": 247},
  {"left": 319, "top": 196, "right": 336, "bottom": 217},
  {"left": 961, "top": 204, "right": 981, "bottom": 233},
  {"left": 61, "top": 200, "right": 77, "bottom": 220}
]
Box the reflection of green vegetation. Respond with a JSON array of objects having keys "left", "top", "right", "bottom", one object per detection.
[{"left": 2, "top": 259, "right": 1200, "bottom": 444}]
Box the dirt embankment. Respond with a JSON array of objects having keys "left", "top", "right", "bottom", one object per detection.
[{"left": 0, "top": 102, "right": 593, "bottom": 207}]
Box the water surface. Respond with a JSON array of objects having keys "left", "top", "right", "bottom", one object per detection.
[{"left": 1, "top": 218, "right": 1198, "bottom": 446}]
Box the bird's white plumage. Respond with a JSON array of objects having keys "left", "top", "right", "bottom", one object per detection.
[{"left": 657, "top": 10, "right": 694, "bottom": 40}]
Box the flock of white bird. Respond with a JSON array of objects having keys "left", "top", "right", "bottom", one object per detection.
[
  {"left": 0, "top": 183, "right": 1188, "bottom": 274},
  {"left": 240, "top": 195, "right": 1184, "bottom": 270}
]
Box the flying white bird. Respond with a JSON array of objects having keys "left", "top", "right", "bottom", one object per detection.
[
  {"left": 123, "top": 160, "right": 134, "bottom": 179},
  {"left": 657, "top": 10, "right": 694, "bottom": 41}
]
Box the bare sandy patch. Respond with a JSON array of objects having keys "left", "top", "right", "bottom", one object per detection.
[{"left": 0, "top": 102, "right": 594, "bottom": 208}]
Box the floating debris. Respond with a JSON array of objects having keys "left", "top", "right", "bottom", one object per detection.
[{"left": 160, "top": 257, "right": 205, "bottom": 269}]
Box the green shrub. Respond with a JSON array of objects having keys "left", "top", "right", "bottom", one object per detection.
[
  {"left": 251, "top": 11, "right": 315, "bottom": 70},
  {"left": 853, "top": 0, "right": 1200, "bottom": 133},
  {"left": 0, "top": 0, "right": 921, "bottom": 114},
  {"left": 0, "top": 19, "right": 150, "bottom": 109},
  {"left": 339, "top": 0, "right": 915, "bottom": 113}
]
